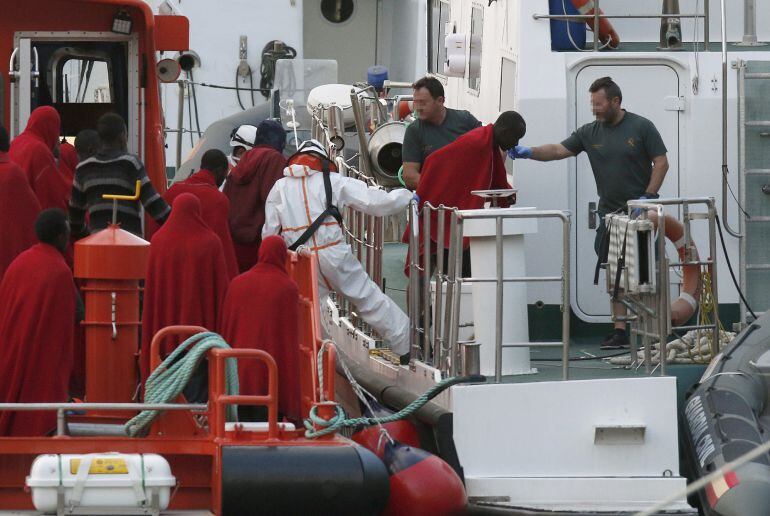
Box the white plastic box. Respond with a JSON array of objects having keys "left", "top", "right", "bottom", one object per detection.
[{"left": 26, "top": 453, "right": 175, "bottom": 513}]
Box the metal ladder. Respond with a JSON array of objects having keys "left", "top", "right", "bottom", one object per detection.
[{"left": 737, "top": 60, "right": 770, "bottom": 323}]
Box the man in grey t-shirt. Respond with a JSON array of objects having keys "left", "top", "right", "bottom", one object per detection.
[
  {"left": 401, "top": 76, "right": 481, "bottom": 189},
  {"left": 513, "top": 76, "right": 669, "bottom": 350}
]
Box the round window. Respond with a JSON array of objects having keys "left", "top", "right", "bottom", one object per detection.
[{"left": 321, "top": 0, "right": 354, "bottom": 24}]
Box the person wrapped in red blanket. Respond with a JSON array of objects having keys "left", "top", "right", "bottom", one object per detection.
[
  {"left": 404, "top": 111, "right": 527, "bottom": 276},
  {"left": 0, "top": 209, "right": 76, "bottom": 436},
  {"left": 220, "top": 235, "right": 300, "bottom": 422}
]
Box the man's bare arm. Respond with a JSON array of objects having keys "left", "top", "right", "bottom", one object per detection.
[
  {"left": 530, "top": 143, "right": 575, "bottom": 162},
  {"left": 646, "top": 154, "right": 669, "bottom": 194},
  {"left": 402, "top": 161, "right": 421, "bottom": 190}
]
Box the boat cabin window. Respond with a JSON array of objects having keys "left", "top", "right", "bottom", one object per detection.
[
  {"left": 428, "top": 0, "right": 450, "bottom": 75},
  {"left": 58, "top": 58, "right": 112, "bottom": 104},
  {"left": 468, "top": 5, "right": 483, "bottom": 92},
  {"left": 35, "top": 41, "right": 128, "bottom": 137},
  {"left": 321, "top": 0, "right": 355, "bottom": 24}
]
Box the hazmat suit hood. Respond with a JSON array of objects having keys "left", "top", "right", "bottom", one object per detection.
[
  {"left": 24, "top": 106, "right": 61, "bottom": 151},
  {"left": 256, "top": 235, "right": 287, "bottom": 272}
]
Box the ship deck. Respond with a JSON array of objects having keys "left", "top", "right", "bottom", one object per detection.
[{"left": 381, "top": 242, "right": 708, "bottom": 395}]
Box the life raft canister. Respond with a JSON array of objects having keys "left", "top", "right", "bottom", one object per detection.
[
  {"left": 381, "top": 441, "right": 466, "bottom": 516},
  {"left": 570, "top": 0, "right": 620, "bottom": 48},
  {"left": 646, "top": 211, "right": 701, "bottom": 326}
]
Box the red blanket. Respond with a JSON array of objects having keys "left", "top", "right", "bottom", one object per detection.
[
  {"left": 403, "top": 124, "right": 511, "bottom": 273},
  {"left": 0, "top": 154, "right": 41, "bottom": 279},
  {"left": 223, "top": 145, "right": 287, "bottom": 272},
  {"left": 140, "top": 193, "right": 230, "bottom": 382},
  {"left": 152, "top": 169, "right": 239, "bottom": 279},
  {"left": 220, "top": 235, "right": 300, "bottom": 421},
  {"left": 58, "top": 140, "right": 78, "bottom": 185},
  {"left": 0, "top": 243, "right": 75, "bottom": 436},
  {"left": 8, "top": 107, "right": 70, "bottom": 211}
]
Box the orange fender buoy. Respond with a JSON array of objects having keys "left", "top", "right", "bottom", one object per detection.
[
  {"left": 381, "top": 442, "right": 467, "bottom": 516},
  {"left": 646, "top": 211, "right": 701, "bottom": 326},
  {"left": 570, "top": 0, "right": 620, "bottom": 48},
  {"left": 351, "top": 401, "right": 421, "bottom": 458}
]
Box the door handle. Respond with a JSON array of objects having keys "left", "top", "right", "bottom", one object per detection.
[{"left": 588, "top": 201, "right": 597, "bottom": 229}]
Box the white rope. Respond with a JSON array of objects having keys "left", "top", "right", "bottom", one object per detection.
[{"left": 635, "top": 437, "right": 770, "bottom": 516}]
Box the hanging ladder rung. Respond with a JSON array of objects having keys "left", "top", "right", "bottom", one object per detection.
[
  {"left": 745, "top": 121, "right": 770, "bottom": 127},
  {"left": 746, "top": 264, "right": 770, "bottom": 270},
  {"left": 746, "top": 169, "right": 770, "bottom": 175},
  {"left": 745, "top": 72, "right": 770, "bottom": 79},
  {"left": 746, "top": 216, "right": 770, "bottom": 223}
]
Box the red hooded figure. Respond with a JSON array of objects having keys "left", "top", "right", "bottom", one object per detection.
[
  {"left": 140, "top": 193, "right": 230, "bottom": 381},
  {"left": 0, "top": 152, "right": 41, "bottom": 279},
  {"left": 0, "top": 211, "right": 75, "bottom": 436},
  {"left": 58, "top": 140, "right": 78, "bottom": 185},
  {"left": 403, "top": 124, "right": 512, "bottom": 274},
  {"left": 223, "top": 144, "right": 287, "bottom": 272},
  {"left": 161, "top": 168, "right": 239, "bottom": 279},
  {"left": 220, "top": 235, "right": 300, "bottom": 422},
  {"left": 9, "top": 106, "right": 70, "bottom": 211}
]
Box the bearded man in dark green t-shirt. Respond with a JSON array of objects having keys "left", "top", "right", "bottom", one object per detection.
[
  {"left": 401, "top": 76, "right": 481, "bottom": 189},
  {"left": 512, "top": 76, "right": 669, "bottom": 350}
]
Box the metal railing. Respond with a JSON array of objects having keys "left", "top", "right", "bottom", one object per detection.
[
  {"left": 613, "top": 197, "right": 720, "bottom": 375},
  {"left": 532, "top": 0, "right": 709, "bottom": 50},
  {"left": 407, "top": 201, "right": 572, "bottom": 381}
]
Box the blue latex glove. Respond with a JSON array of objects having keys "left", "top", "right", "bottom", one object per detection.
[
  {"left": 412, "top": 193, "right": 420, "bottom": 204},
  {"left": 631, "top": 195, "right": 649, "bottom": 219},
  {"left": 507, "top": 145, "right": 533, "bottom": 160}
]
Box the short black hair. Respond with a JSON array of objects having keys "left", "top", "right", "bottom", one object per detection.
[
  {"left": 96, "top": 113, "right": 127, "bottom": 145},
  {"left": 589, "top": 76, "right": 622, "bottom": 103},
  {"left": 412, "top": 76, "right": 444, "bottom": 99},
  {"left": 201, "top": 148, "right": 228, "bottom": 172},
  {"left": 494, "top": 111, "right": 527, "bottom": 149},
  {"left": 0, "top": 125, "right": 9, "bottom": 152},
  {"left": 35, "top": 208, "right": 69, "bottom": 245},
  {"left": 74, "top": 129, "right": 99, "bottom": 158}
]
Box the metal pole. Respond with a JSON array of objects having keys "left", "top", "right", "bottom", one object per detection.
[
  {"left": 708, "top": 201, "right": 721, "bottom": 350},
  {"left": 441, "top": 213, "right": 458, "bottom": 375},
  {"left": 422, "top": 206, "right": 432, "bottom": 363},
  {"left": 449, "top": 219, "right": 464, "bottom": 378},
  {"left": 704, "top": 0, "right": 710, "bottom": 46},
  {"left": 720, "top": 0, "right": 742, "bottom": 238},
  {"left": 593, "top": 0, "right": 600, "bottom": 50},
  {"left": 494, "top": 216, "right": 504, "bottom": 383},
  {"left": 56, "top": 409, "right": 66, "bottom": 436},
  {"left": 350, "top": 89, "right": 372, "bottom": 176},
  {"left": 176, "top": 80, "right": 185, "bottom": 172},
  {"left": 658, "top": 209, "right": 668, "bottom": 376},
  {"left": 561, "top": 214, "right": 571, "bottom": 380},
  {"left": 738, "top": 0, "right": 762, "bottom": 45}
]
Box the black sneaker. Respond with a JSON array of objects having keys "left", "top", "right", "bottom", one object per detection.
[
  {"left": 399, "top": 353, "right": 411, "bottom": 366},
  {"left": 600, "top": 329, "right": 630, "bottom": 350}
]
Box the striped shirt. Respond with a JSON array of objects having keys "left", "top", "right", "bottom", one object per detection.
[{"left": 68, "top": 149, "right": 170, "bottom": 237}]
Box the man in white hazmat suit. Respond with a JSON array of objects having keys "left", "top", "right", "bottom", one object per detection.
[{"left": 263, "top": 139, "right": 413, "bottom": 361}]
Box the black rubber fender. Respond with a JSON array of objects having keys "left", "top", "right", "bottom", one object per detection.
[{"left": 221, "top": 444, "right": 389, "bottom": 515}]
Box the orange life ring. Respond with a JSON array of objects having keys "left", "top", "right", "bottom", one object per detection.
[
  {"left": 646, "top": 211, "right": 700, "bottom": 326},
  {"left": 396, "top": 99, "right": 413, "bottom": 121},
  {"left": 570, "top": 0, "right": 620, "bottom": 49}
]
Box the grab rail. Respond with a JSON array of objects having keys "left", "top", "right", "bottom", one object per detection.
[{"left": 532, "top": 0, "right": 709, "bottom": 50}]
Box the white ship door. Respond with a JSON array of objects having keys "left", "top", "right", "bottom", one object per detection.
[
  {"left": 303, "top": 0, "right": 378, "bottom": 84},
  {"left": 572, "top": 64, "right": 681, "bottom": 321},
  {"left": 9, "top": 38, "right": 36, "bottom": 137}
]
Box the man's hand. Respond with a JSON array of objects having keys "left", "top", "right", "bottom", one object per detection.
[{"left": 507, "top": 146, "right": 533, "bottom": 160}]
